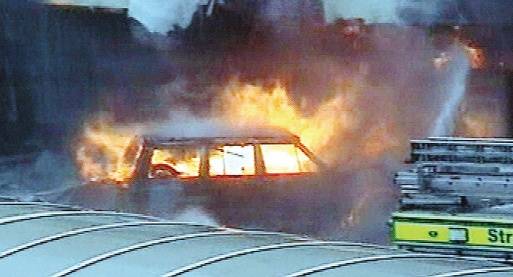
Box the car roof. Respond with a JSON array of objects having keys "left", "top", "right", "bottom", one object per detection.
[
  {"left": 144, "top": 136, "right": 300, "bottom": 147},
  {"left": 141, "top": 124, "right": 300, "bottom": 147}
]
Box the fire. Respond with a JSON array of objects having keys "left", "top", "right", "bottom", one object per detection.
[
  {"left": 75, "top": 81, "right": 353, "bottom": 182},
  {"left": 433, "top": 43, "right": 485, "bottom": 70},
  {"left": 151, "top": 148, "right": 201, "bottom": 177},
  {"left": 463, "top": 44, "right": 486, "bottom": 69},
  {"left": 76, "top": 117, "right": 140, "bottom": 183},
  {"left": 217, "top": 81, "right": 353, "bottom": 161}
]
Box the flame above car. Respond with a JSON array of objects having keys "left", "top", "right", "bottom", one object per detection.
[{"left": 75, "top": 81, "right": 346, "bottom": 183}]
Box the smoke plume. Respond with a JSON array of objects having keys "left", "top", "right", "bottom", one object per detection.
[
  {"left": 323, "top": 0, "right": 513, "bottom": 26},
  {"left": 9, "top": 0, "right": 505, "bottom": 244},
  {"left": 128, "top": 0, "right": 201, "bottom": 34},
  {"left": 323, "top": 0, "right": 402, "bottom": 24}
]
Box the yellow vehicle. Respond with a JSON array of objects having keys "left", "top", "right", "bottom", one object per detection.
[
  {"left": 392, "top": 137, "right": 513, "bottom": 257},
  {"left": 392, "top": 211, "right": 513, "bottom": 257}
]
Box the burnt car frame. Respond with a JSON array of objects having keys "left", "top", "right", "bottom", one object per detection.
[
  {"left": 128, "top": 133, "right": 324, "bottom": 184},
  {"left": 62, "top": 129, "right": 344, "bottom": 234}
]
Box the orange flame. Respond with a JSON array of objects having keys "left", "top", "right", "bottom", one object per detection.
[
  {"left": 75, "top": 81, "right": 357, "bottom": 182},
  {"left": 76, "top": 118, "right": 140, "bottom": 183},
  {"left": 463, "top": 44, "right": 486, "bottom": 69},
  {"left": 151, "top": 148, "right": 201, "bottom": 177},
  {"left": 433, "top": 43, "right": 486, "bottom": 70},
  {"left": 217, "top": 81, "right": 354, "bottom": 160}
]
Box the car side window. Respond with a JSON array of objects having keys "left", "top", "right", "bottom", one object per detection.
[
  {"left": 209, "top": 145, "right": 255, "bottom": 176},
  {"left": 149, "top": 147, "right": 200, "bottom": 178}
]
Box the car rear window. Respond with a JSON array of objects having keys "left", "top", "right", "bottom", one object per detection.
[{"left": 261, "top": 144, "right": 317, "bottom": 174}]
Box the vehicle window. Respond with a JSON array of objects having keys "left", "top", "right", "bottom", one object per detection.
[
  {"left": 261, "top": 144, "right": 300, "bottom": 173},
  {"left": 297, "top": 147, "right": 318, "bottom": 173},
  {"left": 261, "top": 144, "right": 317, "bottom": 174},
  {"left": 209, "top": 145, "right": 255, "bottom": 176},
  {"left": 150, "top": 147, "right": 200, "bottom": 178}
]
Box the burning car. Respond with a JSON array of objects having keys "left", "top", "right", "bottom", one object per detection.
[
  {"left": 130, "top": 129, "right": 323, "bottom": 184},
  {"left": 72, "top": 122, "right": 326, "bottom": 195},
  {"left": 76, "top": 123, "right": 325, "bottom": 187},
  {"left": 66, "top": 124, "right": 334, "bottom": 226}
]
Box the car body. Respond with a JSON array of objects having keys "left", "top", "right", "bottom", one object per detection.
[
  {"left": 127, "top": 130, "right": 324, "bottom": 185},
  {"left": 60, "top": 127, "right": 340, "bottom": 234}
]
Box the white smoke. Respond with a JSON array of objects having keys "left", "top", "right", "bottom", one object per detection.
[
  {"left": 322, "top": 0, "right": 402, "bottom": 24},
  {"left": 128, "top": 0, "right": 202, "bottom": 34},
  {"left": 173, "top": 207, "right": 220, "bottom": 226},
  {"left": 43, "top": 0, "right": 203, "bottom": 34},
  {"left": 0, "top": 151, "right": 80, "bottom": 199},
  {"left": 322, "top": 0, "right": 443, "bottom": 25}
]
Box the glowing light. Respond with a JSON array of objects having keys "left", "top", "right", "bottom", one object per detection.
[
  {"left": 217, "top": 81, "right": 351, "bottom": 162},
  {"left": 75, "top": 80, "right": 353, "bottom": 182},
  {"left": 261, "top": 144, "right": 301, "bottom": 174},
  {"left": 151, "top": 148, "right": 200, "bottom": 177},
  {"left": 75, "top": 117, "right": 140, "bottom": 183},
  {"left": 209, "top": 146, "right": 255, "bottom": 176},
  {"left": 463, "top": 44, "right": 486, "bottom": 69}
]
